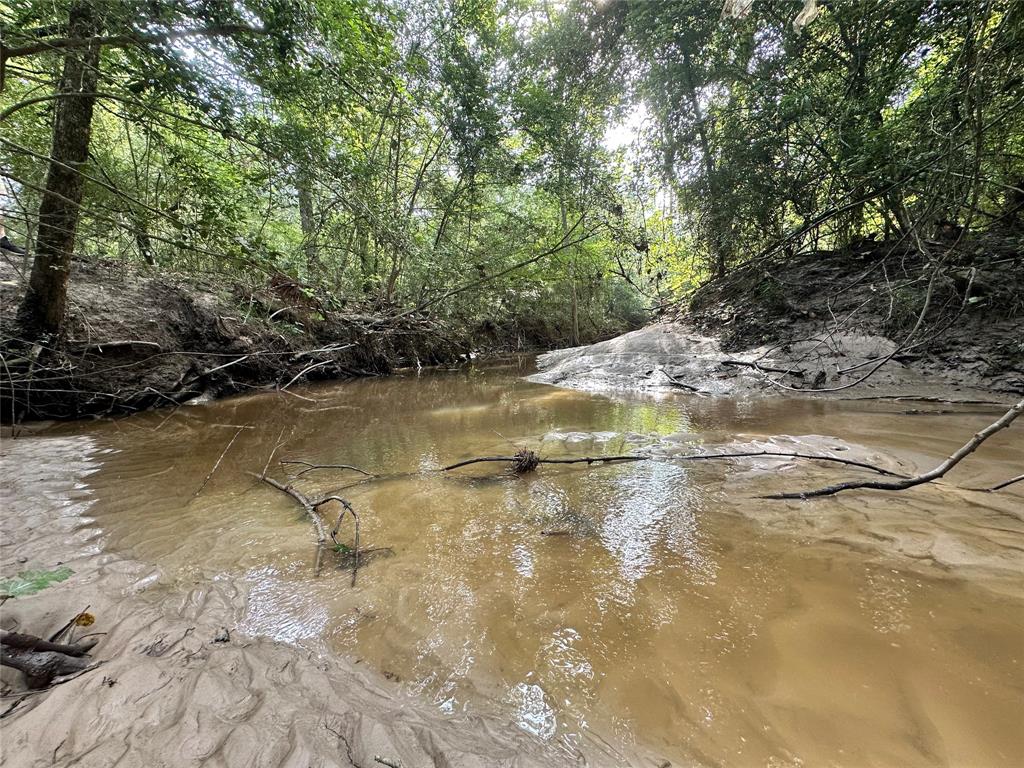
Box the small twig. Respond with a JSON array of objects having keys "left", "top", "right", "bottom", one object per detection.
[
  {"left": 282, "top": 359, "right": 334, "bottom": 390},
  {"left": 48, "top": 605, "right": 90, "bottom": 643},
  {"left": 967, "top": 473, "right": 1024, "bottom": 492},
  {"left": 192, "top": 426, "right": 246, "bottom": 498},
  {"left": 67, "top": 339, "right": 163, "bottom": 352},
  {"left": 261, "top": 427, "right": 287, "bottom": 478}
]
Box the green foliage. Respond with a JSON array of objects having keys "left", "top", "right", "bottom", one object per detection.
[
  {"left": 2, "top": 0, "right": 1020, "bottom": 340},
  {"left": 0, "top": 567, "right": 74, "bottom": 597}
]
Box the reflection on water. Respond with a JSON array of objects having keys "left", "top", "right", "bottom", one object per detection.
[{"left": 28, "top": 359, "right": 1024, "bottom": 767}]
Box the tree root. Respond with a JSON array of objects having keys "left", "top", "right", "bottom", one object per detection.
[{"left": 0, "top": 631, "right": 99, "bottom": 689}]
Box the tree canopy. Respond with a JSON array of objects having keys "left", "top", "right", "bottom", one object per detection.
[{"left": 2, "top": 0, "right": 1021, "bottom": 340}]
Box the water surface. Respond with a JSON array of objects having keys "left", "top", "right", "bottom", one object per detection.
[{"left": 28, "top": 360, "right": 1024, "bottom": 766}]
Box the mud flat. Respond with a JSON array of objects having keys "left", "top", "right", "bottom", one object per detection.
[{"left": 0, "top": 432, "right": 609, "bottom": 768}]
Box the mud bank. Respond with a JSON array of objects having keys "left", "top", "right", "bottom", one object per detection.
[
  {"left": 531, "top": 321, "right": 1016, "bottom": 400},
  {"left": 1, "top": 259, "right": 465, "bottom": 421},
  {"left": 534, "top": 247, "right": 1023, "bottom": 400}
]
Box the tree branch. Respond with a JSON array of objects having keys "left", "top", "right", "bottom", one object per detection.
[{"left": 763, "top": 399, "right": 1024, "bottom": 499}]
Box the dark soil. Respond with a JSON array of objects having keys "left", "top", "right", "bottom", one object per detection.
[
  {"left": 683, "top": 234, "right": 1024, "bottom": 394},
  {"left": 1, "top": 258, "right": 467, "bottom": 421}
]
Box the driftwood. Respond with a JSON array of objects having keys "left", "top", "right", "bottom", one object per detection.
[
  {"left": 442, "top": 450, "right": 646, "bottom": 473},
  {"left": 442, "top": 449, "right": 903, "bottom": 478},
  {"left": 765, "top": 398, "right": 1024, "bottom": 499},
  {"left": 249, "top": 472, "right": 361, "bottom": 579},
  {"left": 0, "top": 631, "right": 99, "bottom": 689}
]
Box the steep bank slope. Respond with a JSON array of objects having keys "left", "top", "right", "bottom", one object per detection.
[
  {"left": 534, "top": 243, "right": 1023, "bottom": 399},
  {"left": 1, "top": 259, "right": 463, "bottom": 421}
]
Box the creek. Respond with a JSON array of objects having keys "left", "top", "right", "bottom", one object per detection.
[{"left": 4, "top": 358, "right": 1023, "bottom": 766}]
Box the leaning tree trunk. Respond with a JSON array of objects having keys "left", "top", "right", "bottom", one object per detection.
[{"left": 17, "top": 2, "right": 101, "bottom": 338}]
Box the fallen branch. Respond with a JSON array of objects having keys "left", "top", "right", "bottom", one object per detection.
[
  {"left": 763, "top": 398, "right": 1024, "bottom": 499},
  {"left": 968, "top": 473, "right": 1024, "bottom": 492},
  {"left": 442, "top": 451, "right": 647, "bottom": 473},
  {"left": 281, "top": 359, "right": 334, "bottom": 390},
  {"left": 249, "top": 472, "right": 362, "bottom": 578},
  {"left": 317, "top": 496, "right": 360, "bottom": 584},
  {"left": 251, "top": 473, "right": 326, "bottom": 545},
  {"left": 441, "top": 449, "right": 902, "bottom": 478},
  {"left": 192, "top": 425, "right": 246, "bottom": 498},
  {"left": 720, "top": 360, "right": 805, "bottom": 377},
  {"left": 656, "top": 369, "right": 701, "bottom": 392},
  {"left": 667, "top": 450, "right": 905, "bottom": 476}
]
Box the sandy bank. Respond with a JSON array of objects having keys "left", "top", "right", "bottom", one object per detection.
[
  {"left": 531, "top": 320, "right": 1019, "bottom": 401},
  {"left": 0, "top": 433, "right": 615, "bottom": 768}
]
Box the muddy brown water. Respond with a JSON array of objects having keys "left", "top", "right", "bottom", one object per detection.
[{"left": 13, "top": 360, "right": 1024, "bottom": 766}]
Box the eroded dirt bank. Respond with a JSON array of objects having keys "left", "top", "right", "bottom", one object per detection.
[
  {"left": 1, "top": 258, "right": 470, "bottom": 422},
  {"left": 534, "top": 246, "right": 1023, "bottom": 400}
]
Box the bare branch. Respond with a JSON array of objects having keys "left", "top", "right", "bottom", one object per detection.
[{"left": 764, "top": 399, "right": 1024, "bottom": 499}]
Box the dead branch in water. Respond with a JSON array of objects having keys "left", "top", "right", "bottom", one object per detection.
[
  {"left": 249, "top": 471, "right": 362, "bottom": 578},
  {"left": 441, "top": 449, "right": 902, "bottom": 477},
  {"left": 280, "top": 460, "right": 374, "bottom": 478},
  {"left": 317, "top": 495, "right": 360, "bottom": 584},
  {"left": 250, "top": 472, "right": 327, "bottom": 575},
  {"left": 442, "top": 450, "right": 647, "bottom": 473},
  {"left": 764, "top": 398, "right": 1024, "bottom": 499},
  {"left": 667, "top": 450, "right": 906, "bottom": 476}
]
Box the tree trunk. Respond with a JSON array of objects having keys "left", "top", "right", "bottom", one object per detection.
[
  {"left": 17, "top": 2, "right": 101, "bottom": 338},
  {"left": 298, "top": 175, "right": 318, "bottom": 273},
  {"left": 681, "top": 50, "right": 726, "bottom": 278}
]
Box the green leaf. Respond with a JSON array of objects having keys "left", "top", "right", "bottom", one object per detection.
[{"left": 0, "top": 566, "right": 73, "bottom": 598}]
